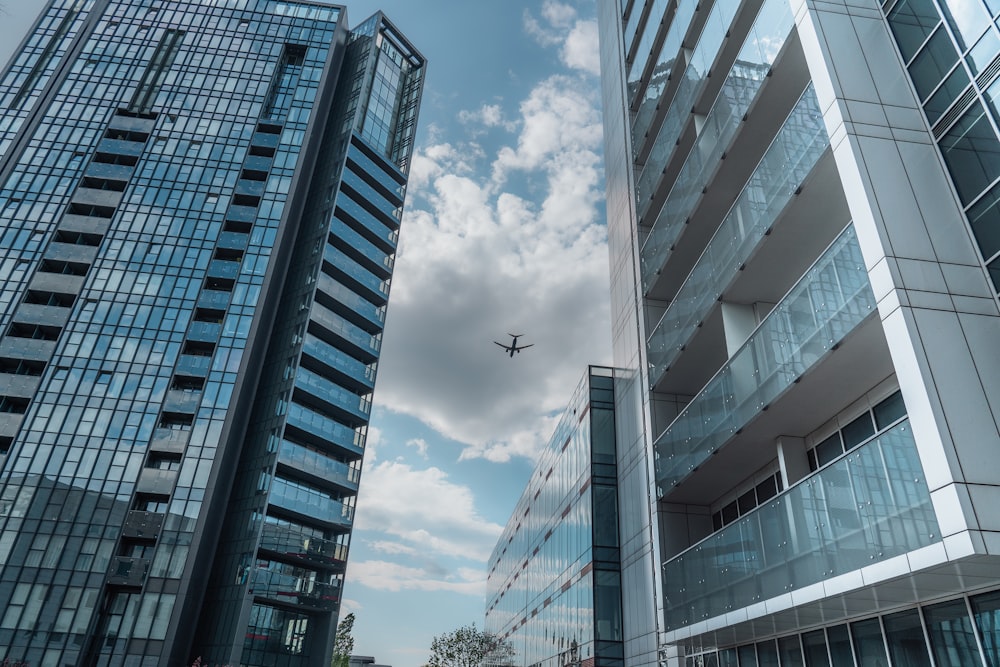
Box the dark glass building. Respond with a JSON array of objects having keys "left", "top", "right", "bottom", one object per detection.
[
  {"left": 0, "top": 1, "right": 423, "bottom": 665},
  {"left": 485, "top": 367, "right": 624, "bottom": 667}
]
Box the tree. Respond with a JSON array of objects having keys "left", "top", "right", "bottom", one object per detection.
[
  {"left": 426, "top": 624, "right": 514, "bottom": 667},
  {"left": 331, "top": 612, "right": 355, "bottom": 667}
]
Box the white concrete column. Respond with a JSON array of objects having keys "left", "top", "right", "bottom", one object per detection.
[
  {"left": 776, "top": 435, "right": 809, "bottom": 488},
  {"left": 793, "top": 0, "right": 1000, "bottom": 555}
]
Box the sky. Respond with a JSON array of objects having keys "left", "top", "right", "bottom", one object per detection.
[{"left": 0, "top": 2, "right": 612, "bottom": 665}]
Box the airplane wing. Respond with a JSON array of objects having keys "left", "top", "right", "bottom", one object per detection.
[
  {"left": 494, "top": 341, "right": 509, "bottom": 349},
  {"left": 520, "top": 344, "right": 534, "bottom": 349}
]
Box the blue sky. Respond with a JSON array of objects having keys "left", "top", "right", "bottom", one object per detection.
[{"left": 1, "top": 2, "right": 611, "bottom": 665}]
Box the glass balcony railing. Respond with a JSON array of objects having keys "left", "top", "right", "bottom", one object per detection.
[
  {"left": 654, "top": 225, "right": 875, "bottom": 492},
  {"left": 269, "top": 477, "right": 354, "bottom": 527},
  {"left": 347, "top": 144, "right": 405, "bottom": 200},
  {"left": 627, "top": 0, "right": 669, "bottom": 86},
  {"left": 647, "top": 85, "right": 829, "bottom": 386},
  {"left": 342, "top": 168, "right": 402, "bottom": 223},
  {"left": 635, "top": 0, "right": 743, "bottom": 211},
  {"left": 259, "top": 523, "right": 349, "bottom": 565},
  {"left": 640, "top": 0, "right": 796, "bottom": 291},
  {"left": 309, "top": 301, "right": 381, "bottom": 359},
  {"left": 300, "top": 333, "right": 375, "bottom": 389},
  {"left": 631, "top": 0, "right": 697, "bottom": 138},
  {"left": 278, "top": 439, "right": 360, "bottom": 490},
  {"left": 336, "top": 196, "right": 398, "bottom": 248},
  {"left": 329, "top": 217, "right": 394, "bottom": 275},
  {"left": 662, "top": 420, "right": 940, "bottom": 630},
  {"left": 316, "top": 272, "right": 385, "bottom": 329},
  {"left": 323, "top": 244, "right": 388, "bottom": 303},
  {"left": 250, "top": 568, "right": 342, "bottom": 611},
  {"left": 285, "top": 402, "right": 363, "bottom": 456},
  {"left": 293, "top": 367, "right": 371, "bottom": 421}
]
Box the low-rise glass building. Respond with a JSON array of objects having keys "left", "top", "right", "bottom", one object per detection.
[{"left": 485, "top": 367, "right": 624, "bottom": 667}]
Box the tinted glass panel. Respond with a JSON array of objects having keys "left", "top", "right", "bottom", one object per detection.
[
  {"left": 874, "top": 391, "right": 907, "bottom": 430},
  {"left": 757, "top": 640, "right": 780, "bottom": 667},
  {"left": 939, "top": 101, "right": 1000, "bottom": 206},
  {"left": 939, "top": 0, "right": 990, "bottom": 50},
  {"left": 925, "top": 599, "right": 981, "bottom": 666},
  {"left": 968, "top": 181, "right": 1000, "bottom": 262},
  {"left": 852, "top": 617, "right": 889, "bottom": 667},
  {"left": 885, "top": 609, "right": 932, "bottom": 667},
  {"left": 828, "top": 624, "right": 855, "bottom": 667},
  {"left": 719, "top": 648, "right": 739, "bottom": 667},
  {"left": 924, "top": 65, "right": 970, "bottom": 125},
  {"left": 889, "top": 0, "right": 942, "bottom": 62},
  {"left": 816, "top": 433, "right": 845, "bottom": 466},
  {"left": 842, "top": 413, "right": 876, "bottom": 450},
  {"left": 803, "top": 630, "right": 831, "bottom": 667},
  {"left": 780, "top": 636, "right": 805, "bottom": 667},
  {"left": 739, "top": 645, "right": 759, "bottom": 667},
  {"left": 972, "top": 590, "right": 1000, "bottom": 666},
  {"left": 908, "top": 27, "right": 961, "bottom": 101}
]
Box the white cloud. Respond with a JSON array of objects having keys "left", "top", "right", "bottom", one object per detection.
[
  {"left": 340, "top": 598, "right": 363, "bottom": 614},
  {"left": 378, "top": 69, "right": 609, "bottom": 463},
  {"left": 457, "top": 103, "right": 517, "bottom": 132},
  {"left": 348, "top": 560, "right": 486, "bottom": 595},
  {"left": 524, "top": 1, "right": 578, "bottom": 46},
  {"left": 405, "top": 437, "right": 429, "bottom": 458},
  {"left": 562, "top": 19, "right": 600, "bottom": 76},
  {"left": 365, "top": 539, "right": 419, "bottom": 556},
  {"left": 353, "top": 460, "right": 503, "bottom": 561}
]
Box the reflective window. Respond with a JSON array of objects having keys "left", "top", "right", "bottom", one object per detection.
[
  {"left": 852, "top": 617, "right": 890, "bottom": 666},
  {"left": 884, "top": 609, "right": 932, "bottom": 667},
  {"left": 939, "top": 101, "right": 1000, "bottom": 206},
  {"left": 972, "top": 590, "right": 1000, "bottom": 666},
  {"left": 779, "top": 636, "right": 805, "bottom": 667},
  {"left": 908, "top": 27, "right": 961, "bottom": 102},
  {"left": 888, "top": 0, "right": 942, "bottom": 62},
  {"left": 757, "top": 640, "right": 780, "bottom": 667},
  {"left": 970, "top": 180, "right": 1000, "bottom": 263},
  {"left": 925, "top": 599, "right": 981, "bottom": 666},
  {"left": 828, "top": 625, "right": 855, "bottom": 667},
  {"left": 802, "top": 629, "right": 831, "bottom": 667}
]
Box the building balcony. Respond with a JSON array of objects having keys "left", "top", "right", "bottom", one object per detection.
[
  {"left": 0, "top": 373, "right": 41, "bottom": 399},
  {"left": 175, "top": 353, "right": 211, "bottom": 378},
  {"left": 107, "top": 556, "right": 150, "bottom": 589},
  {"left": 341, "top": 168, "right": 402, "bottom": 224},
  {"left": 97, "top": 138, "right": 145, "bottom": 157},
  {"left": 640, "top": 1, "right": 797, "bottom": 294},
  {"left": 300, "top": 333, "right": 375, "bottom": 392},
  {"left": 654, "top": 225, "right": 875, "bottom": 493},
  {"left": 269, "top": 478, "right": 354, "bottom": 529},
  {"left": 329, "top": 217, "right": 394, "bottom": 279},
  {"left": 635, "top": 0, "right": 746, "bottom": 210},
  {"left": 335, "top": 197, "right": 398, "bottom": 252},
  {"left": 148, "top": 427, "right": 189, "bottom": 454},
  {"left": 661, "top": 420, "right": 940, "bottom": 631},
  {"left": 277, "top": 439, "right": 359, "bottom": 492},
  {"left": 45, "top": 241, "right": 98, "bottom": 265},
  {"left": 315, "top": 272, "right": 385, "bottom": 332},
  {"left": 293, "top": 367, "right": 371, "bottom": 425},
  {"left": 0, "top": 412, "right": 25, "bottom": 439},
  {"left": 346, "top": 143, "right": 405, "bottom": 200},
  {"left": 647, "top": 86, "right": 829, "bottom": 387},
  {"left": 308, "top": 302, "right": 381, "bottom": 363},
  {"left": 250, "top": 568, "right": 341, "bottom": 611},
  {"left": 259, "top": 523, "right": 348, "bottom": 568},
  {"left": 322, "top": 244, "right": 388, "bottom": 306},
  {"left": 284, "top": 402, "right": 364, "bottom": 458}
]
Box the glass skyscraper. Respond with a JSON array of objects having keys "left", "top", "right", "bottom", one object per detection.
[
  {"left": 0, "top": 1, "right": 423, "bottom": 665},
  {"left": 598, "top": 0, "right": 1000, "bottom": 665}
]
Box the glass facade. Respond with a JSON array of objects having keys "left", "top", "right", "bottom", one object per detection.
[
  {"left": 485, "top": 368, "right": 624, "bottom": 667},
  {"left": 884, "top": 0, "right": 1000, "bottom": 291},
  {"left": 0, "top": 1, "right": 423, "bottom": 665}
]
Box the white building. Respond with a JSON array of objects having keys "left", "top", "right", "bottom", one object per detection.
[{"left": 597, "top": 0, "right": 1000, "bottom": 664}]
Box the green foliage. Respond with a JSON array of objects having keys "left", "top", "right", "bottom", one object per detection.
[
  {"left": 426, "top": 624, "right": 514, "bottom": 667},
  {"left": 331, "top": 612, "right": 355, "bottom": 667}
]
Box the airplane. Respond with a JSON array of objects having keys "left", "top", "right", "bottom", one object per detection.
[{"left": 494, "top": 333, "right": 533, "bottom": 358}]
